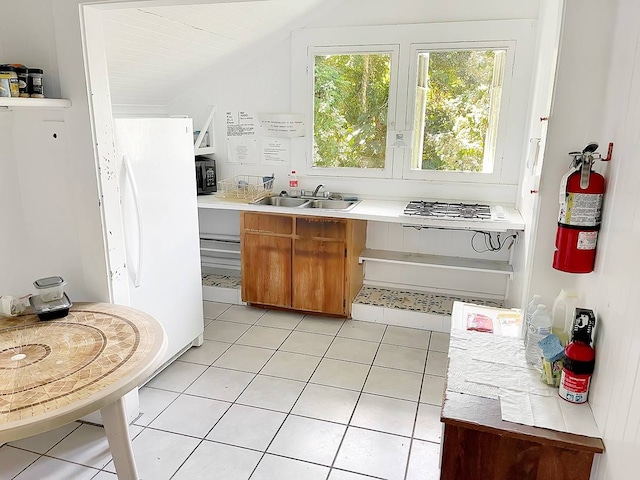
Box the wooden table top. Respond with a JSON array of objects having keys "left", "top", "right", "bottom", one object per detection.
[{"left": 0, "top": 302, "right": 166, "bottom": 443}]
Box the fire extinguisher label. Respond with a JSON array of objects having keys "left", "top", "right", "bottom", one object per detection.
[
  {"left": 559, "top": 193, "right": 603, "bottom": 226},
  {"left": 577, "top": 231, "right": 598, "bottom": 250}
]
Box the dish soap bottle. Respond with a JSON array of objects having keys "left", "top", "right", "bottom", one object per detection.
[
  {"left": 525, "top": 304, "right": 552, "bottom": 368},
  {"left": 289, "top": 170, "right": 299, "bottom": 197}
]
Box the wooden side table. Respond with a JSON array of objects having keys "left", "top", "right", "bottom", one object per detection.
[
  {"left": 0, "top": 302, "right": 167, "bottom": 480},
  {"left": 440, "top": 302, "right": 604, "bottom": 480}
]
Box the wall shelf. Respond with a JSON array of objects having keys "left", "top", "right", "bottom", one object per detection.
[
  {"left": 0, "top": 98, "right": 71, "bottom": 109},
  {"left": 359, "top": 248, "right": 513, "bottom": 278},
  {"left": 194, "top": 105, "right": 216, "bottom": 155}
]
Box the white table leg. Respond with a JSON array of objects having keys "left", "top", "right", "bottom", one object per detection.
[{"left": 101, "top": 396, "right": 139, "bottom": 480}]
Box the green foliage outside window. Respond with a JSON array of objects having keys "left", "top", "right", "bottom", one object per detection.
[
  {"left": 313, "top": 54, "right": 390, "bottom": 169},
  {"left": 418, "top": 50, "right": 503, "bottom": 172}
]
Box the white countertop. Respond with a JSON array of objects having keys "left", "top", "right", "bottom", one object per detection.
[{"left": 197, "top": 195, "right": 525, "bottom": 232}]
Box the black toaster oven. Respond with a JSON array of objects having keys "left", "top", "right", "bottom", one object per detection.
[{"left": 195, "top": 156, "right": 216, "bottom": 195}]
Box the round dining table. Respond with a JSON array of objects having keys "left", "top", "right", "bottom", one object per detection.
[{"left": 0, "top": 302, "right": 167, "bottom": 480}]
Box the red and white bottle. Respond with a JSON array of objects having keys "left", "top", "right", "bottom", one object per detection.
[
  {"left": 559, "top": 308, "right": 596, "bottom": 404},
  {"left": 289, "top": 170, "right": 299, "bottom": 197}
]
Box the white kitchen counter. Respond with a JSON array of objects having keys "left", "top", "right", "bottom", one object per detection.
[{"left": 197, "top": 195, "right": 525, "bottom": 232}]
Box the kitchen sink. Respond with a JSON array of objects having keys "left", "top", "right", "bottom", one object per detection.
[
  {"left": 253, "top": 196, "right": 359, "bottom": 210},
  {"left": 253, "top": 196, "right": 310, "bottom": 207},
  {"left": 307, "top": 199, "right": 358, "bottom": 210}
]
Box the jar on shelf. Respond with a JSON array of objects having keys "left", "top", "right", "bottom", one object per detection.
[
  {"left": 0, "top": 65, "right": 20, "bottom": 97},
  {"left": 27, "top": 68, "right": 44, "bottom": 98},
  {"left": 15, "top": 66, "right": 29, "bottom": 97}
]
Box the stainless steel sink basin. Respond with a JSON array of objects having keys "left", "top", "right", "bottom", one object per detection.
[
  {"left": 253, "top": 197, "right": 310, "bottom": 207},
  {"left": 307, "top": 199, "right": 358, "bottom": 210}
]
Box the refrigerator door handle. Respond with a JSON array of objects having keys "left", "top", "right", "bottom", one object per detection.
[{"left": 122, "top": 154, "right": 144, "bottom": 288}]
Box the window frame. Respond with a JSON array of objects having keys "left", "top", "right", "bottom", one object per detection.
[
  {"left": 291, "top": 21, "right": 535, "bottom": 186},
  {"left": 308, "top": 44, "right": 400, "bottom": 179}
]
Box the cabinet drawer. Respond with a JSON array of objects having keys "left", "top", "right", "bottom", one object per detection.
[
  {"left": 243, "top": 212, "right": 293, "bottom": 234},
  {"left": 296, "top": 217, "right": 346, "bottom": 239}
]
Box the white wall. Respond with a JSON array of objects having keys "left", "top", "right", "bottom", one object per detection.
[
  {"left": 168, "top": 0, "right": 540, "bottom": 204},
  {"left": 573, "top": 1, "right": 640, "bottom": 478}
]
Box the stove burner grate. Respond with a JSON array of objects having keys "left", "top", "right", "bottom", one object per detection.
[{"left": 404, "top": 201, "right": 492, "bottom": 220}]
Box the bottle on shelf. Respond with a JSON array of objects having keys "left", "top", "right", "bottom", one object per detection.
[
  {"left": 525, "top": 304, "right": 552, "bottom": 368},
  {"left": 523, "top": 294, "right": 542, "bottom": 343},
  {"left": 552, "top": 289, "right": 580, "bottom": 346},
  {"left": 289, "top": 170, "right": 299, "bottom": 197}
]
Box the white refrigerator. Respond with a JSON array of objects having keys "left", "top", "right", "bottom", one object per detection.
[{"left": 114, "top": 117, "right": 204, "bottom": 367}]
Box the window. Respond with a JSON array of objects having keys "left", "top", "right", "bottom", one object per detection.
[{"left": 292, "top": 21, "right": 535, "bottom": 188}]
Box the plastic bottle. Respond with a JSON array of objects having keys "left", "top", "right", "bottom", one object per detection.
[
  {"left": 289, "top": 170, "right": 299, "bottom": 197},
  {"left": 525, "top": 304, "right": 552, "bottom": 368},
  {"left": 523, "top": 294, "right": 542, "bottom": 343},
  {"left": 552, "top": 289, "right": 580, "bottom": 346}
]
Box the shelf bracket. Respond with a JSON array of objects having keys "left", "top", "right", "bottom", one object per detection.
[{"left": 195, "top": 105, "right": 216, "bottom": 154}]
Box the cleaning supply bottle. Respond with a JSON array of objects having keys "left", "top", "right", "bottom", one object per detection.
[
  {"left": 552, "top": 289, "right": 580, "bottom": 346},
  {"left": 289, "top": 170, "right": 299, "bottom": 197},
  {"left": 524, "top": 294, "right": 542, "bottom": 343},
  {"left": 525, "top": 304, "right": 552, "bottom": 368}
]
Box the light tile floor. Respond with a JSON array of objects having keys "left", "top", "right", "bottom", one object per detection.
[{"left": 0, "top": 302, "right": 449, "bottom": 480}]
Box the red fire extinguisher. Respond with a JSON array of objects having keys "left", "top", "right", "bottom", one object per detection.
[
  {"left": 553, "top": 143, "right": 608, "bottom": 273},
  {"left": 559, "top": 308, "right": 596, "bottom": 404}
]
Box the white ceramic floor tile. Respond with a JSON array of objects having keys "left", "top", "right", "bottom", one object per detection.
[
  {"left": 260, "top": 351, "right": 321, "bottom": 381},
  {"left": 9, "top": 422, "right": 80, "bottom": 454},
  {"left": 338, "top": 320, "right": 386, "bottom": 342},
  {"left": 382, "top": 325, "right": 431, "bottom": 349},
  {"left": 185, "top": 366, "right": 255, "bottom": 402},
  {"left": 414, "top": 403, "right": 443, "bottom": 443},
  {"left": 236, "top": 325, "right": 291, "bottom": 349},
  {"left": 203, "top": 301, "right": 231, "bottom": 320},
  {"left": 428, "top": 331, "right": 450, "bottom": 353},
  {"left": 251, "top": 454, "right": 329, "bottom": 480},
  {"left": 134, "top": 387, "right": 180, "bottom": 426},
  {"left": 328, "top": 469, "right": 376, "bottom": 480},
  {"left": 420, "top": 375, "right": 446, "bottom": 406},
  {"left": 178, "top": 340, "right": 230, "bottom": 365},
  {"left": 292, "top": 383, "right": 360, "bottom": 424},
  {"left": 92, "top": 472, "right": 117, "bottom": 479},
  {"left": 236, "top": 375, "right": 306, "bottom": 412},
  {"left": 279, "top": 331, "right": 334, "bottom": 356},
  {"left": 149, "top": 394, "right": 230, "bottom": 438},
  {"left": 0, "top": 446, "right": 40, "bottom": 479},
  {"left": 351, "top": 393, "right": 418, "bottom": 437},
  {"left": 206, "top": 404, "right": 286, "bottom": 450},
  {"left": 103, "top": 428, "right": 199, "bottom": 479},
  {"left": 256, "top": 309, "right": 305, "bottom": 329},
  {"left": 203, "top": 320, "right": 250, "bottom": 342},
  {"left": 325, "top": 337, "right": 379, "bottom": 364},
  {"left": 406, "top": 439, "right": 441, "bottom": 480},
  {"left": 310, "top": 358, "right": 371, "bottom": 391},
  {"left": 363, "top": 366, "right": 422, "bottom": 401},
  {"left": 296, "top": 315, "right": 345, "bottom": 335},
  {"left": 217, "top": 305, "right": 266, "bottom": 324},
  {"left": 334, "top": 426, "right": 410, "bottom": 480},
  {"left": 425, "top": 351, "right": 448, "bottom": 377},
  {"left": 213, "top": 344, "right": 275, "bottom": 373},
  {"left": 13, "top": 456, "right": 98, "bottom": 480},
  {"left": 46, "top": 424, "right": 111, "bottom": 469},
  {"left": 268, "top": 415, "right": 346, "bottom": 465},
  {"left": 172, "top": 441, "right": 262, "bottom": 480},
  {"left": 146, "top": 361, "right": 207, "bottom": 393},
  {"left": 374, "top": 344, "right": 427, "bottom": 373}
]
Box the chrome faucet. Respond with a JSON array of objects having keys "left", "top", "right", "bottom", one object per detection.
[{"left": 312, "top": 184, "right": 325, "bottom": 197}]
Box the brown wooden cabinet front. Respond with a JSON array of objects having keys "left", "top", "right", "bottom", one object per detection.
[
  {"left": 240, "top": 212, "right": 365, "bottom": 317},
  {"left": 293, "top": 238, "right": 345, "bottom": 315}
]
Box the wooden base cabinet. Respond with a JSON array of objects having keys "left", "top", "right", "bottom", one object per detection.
[{"left": 240, "top": 212, "right": 366, "bottom": 317}]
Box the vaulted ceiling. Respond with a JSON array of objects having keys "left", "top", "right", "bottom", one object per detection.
[{"left": 100, "top": 0, "right": 325, "bottom": 106}]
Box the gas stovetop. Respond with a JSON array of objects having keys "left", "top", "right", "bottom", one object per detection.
[{"left": 404, "top": 201, "right": 493, "bottom": 220}]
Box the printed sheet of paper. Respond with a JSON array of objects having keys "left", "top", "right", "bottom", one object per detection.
[
  {"left": 260, "top": 137, "right": 290, "bottom": 164},
  {"left": 226, "top": 111, "right": 257, "bottom": 163},
  {"left": 259, "top": 113, "right": 305, "bottom": 138}
]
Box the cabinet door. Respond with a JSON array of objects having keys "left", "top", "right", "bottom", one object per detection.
[
  {"left": 293, "top": 238, "right": 345, "bottom": 315},
  {"left": 242, "top": 233, "right": 292, "bottom": 307}
]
